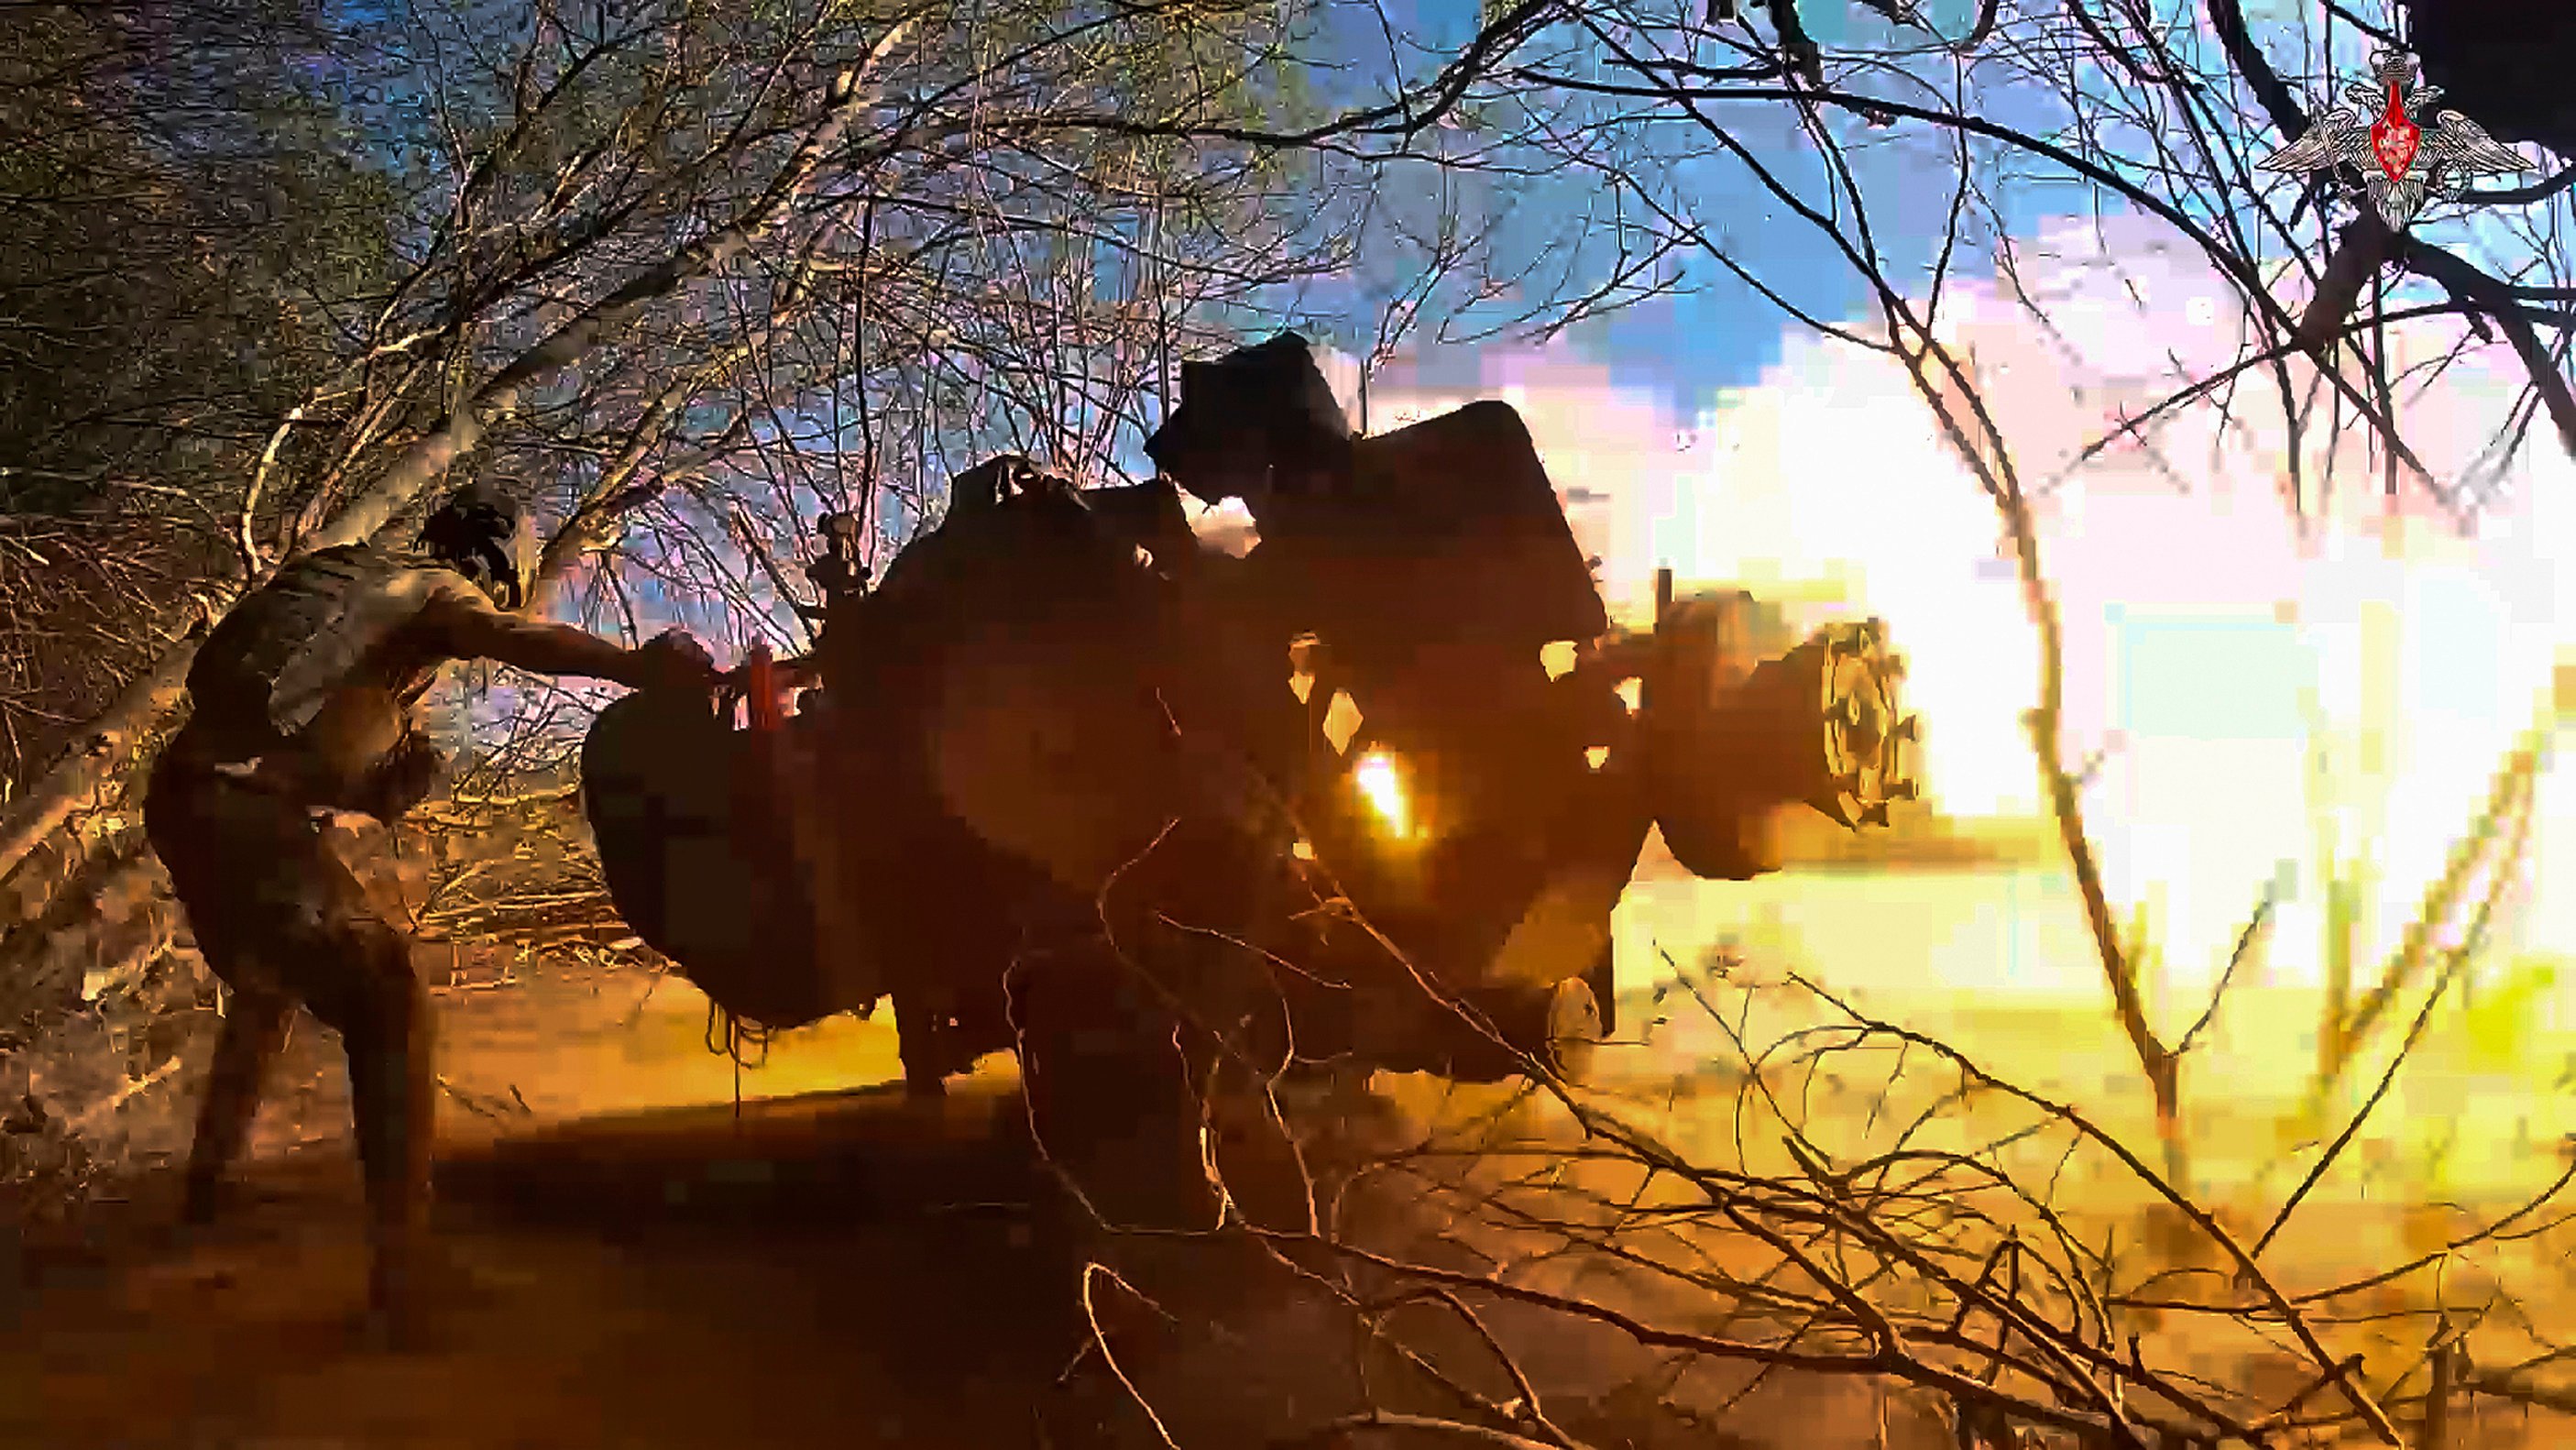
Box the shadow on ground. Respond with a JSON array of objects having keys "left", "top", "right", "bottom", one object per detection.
[
  {"left": 0, "top": 1079, "right": 1365, "bottom": 1449},
  {"left": 4, "top": 1014, "right": 1986, "bottom": 1450}
]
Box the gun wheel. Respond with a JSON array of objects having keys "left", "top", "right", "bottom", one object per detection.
[{"left": 1817, "top": 619, "right": 1919, "bottom": 829}]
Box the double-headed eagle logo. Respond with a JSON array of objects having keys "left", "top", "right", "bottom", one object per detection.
[{"left": 2256, "top": 47, "right": 2530, "bottom": 230}]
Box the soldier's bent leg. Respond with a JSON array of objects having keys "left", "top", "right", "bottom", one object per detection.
[
  {"left": 181, "top": 987, "right": 296, "bottom": 1224},
  {"left": 147, "top": 753, "right": 441, "bottom": 1326},
  {"left": 298, "top": 914, "right": 435, "bottom": 1324}
]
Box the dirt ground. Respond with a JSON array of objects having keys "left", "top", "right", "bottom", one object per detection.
[
  {"left": 5, "top": 948, "right": 2569, "bottom": 1449},
  {"left": 0, "top": 953, "right": 1828, "bottom": 1449}
]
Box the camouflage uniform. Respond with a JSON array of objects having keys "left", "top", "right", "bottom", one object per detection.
[{"left": 146, "top": 544, "right": 509, "bottom": 1318}]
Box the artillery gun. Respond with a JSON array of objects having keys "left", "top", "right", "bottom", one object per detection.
[{"left": 578, "top": 334, "right": 1915, "bottom": 1231}]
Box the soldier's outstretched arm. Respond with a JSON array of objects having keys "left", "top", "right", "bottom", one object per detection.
[{"left": 412, "top": 590, "right": 717, "bottom": 694}]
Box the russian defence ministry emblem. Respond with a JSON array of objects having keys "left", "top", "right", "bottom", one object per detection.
[{"left": 2256, "top": 46, "right": 2531, "bottom": 230}]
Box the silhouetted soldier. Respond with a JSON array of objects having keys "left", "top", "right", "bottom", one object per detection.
[
  {"left": 804, "top": 509, "right": 871, "bottom": 611},
  {"left": 146, "top": 482, "right": 719, "bottom": 1341}
]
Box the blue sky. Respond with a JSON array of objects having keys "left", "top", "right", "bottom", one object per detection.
[
  {"left": 594, "top": 0, "right": 2169, "bottom": 646},
  {"left": 327, "top": 0, "right": 2150, "bottom": 504},
  {"left": 1254, "top": 0, "right": 2135, "bottom": 438},
  {"left": 1552, "top": 0, "right": 2074, "bottom": 403}
]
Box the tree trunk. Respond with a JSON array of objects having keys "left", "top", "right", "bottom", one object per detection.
[
  {"left": 0, "top": 629, "right": 203, "bottom": 892},
  {"left": 0, "top": 836, "right": 168, "bottom": 1032}
]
